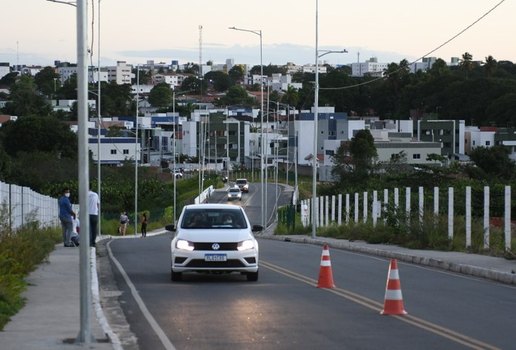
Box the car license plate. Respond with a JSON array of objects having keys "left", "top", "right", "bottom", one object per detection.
[{"left": 204, "top": 254, "right": 227, "bottom": 262}]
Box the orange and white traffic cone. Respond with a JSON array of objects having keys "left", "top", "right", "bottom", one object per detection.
[
  {"left": 317, "top": 244, "right": 335, "bottom": 288},
  {"left": 381, "top": 259, "right": 407, "bottom": 315}
]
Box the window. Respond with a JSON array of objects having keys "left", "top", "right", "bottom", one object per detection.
[
  {"left": 110, "top": 149, "right": 117, "bottom": 155},
  {"left": 123, "top": 149, "right": 129, "bottom": 155},
  {"left": 485, "top": 141, "right": 491, "bottom": 146},
  {"left": 412, "top": 154, "right": 421, "bottom": 159}
]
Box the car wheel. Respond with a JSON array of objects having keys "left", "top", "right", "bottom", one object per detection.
[
  {"left": 246, "top": 271, "right": 258, "bottom": 282},
  {"left": 171, "top": 270, "right": 182, "bottom": 281}
]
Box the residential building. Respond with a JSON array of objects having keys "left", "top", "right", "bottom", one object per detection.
[
  {"left": 417, "top": 119, "right": 465, "bottom": 158},
  {"left": 107, "top": 61, "right": 133, "bottom": 85},
  {"left": 0, "top": 62, "right": 10, "bottom": 79},
  {"left": 465, "top": 126, "right": 496, "bottom": 154},
  {"left": 494, "top": 128, "right": 516, "bottom": 161},
  {"left": 351, "top": 57, "right": 388, "bottom": 77}
]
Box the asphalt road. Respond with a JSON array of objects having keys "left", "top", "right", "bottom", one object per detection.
[{"left": 105, "top": 183, "right": 516, "bottom": 349}]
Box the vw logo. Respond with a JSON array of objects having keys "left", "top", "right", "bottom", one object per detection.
[{"left": 212, "top": 243, "right": 220, "bottom": 250}]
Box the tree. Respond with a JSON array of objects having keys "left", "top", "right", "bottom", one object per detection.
[
  {"left": 0, "top": 71, "right": 19, "bottom": 88},
  {"left": 228, "top": 65, "right": 245, "bottom": 84},
  {"left": 0, "top": 116, "right": 77, "bottom": 159},
  {"left": 483, "top": 55, "right": 497, "bottom": 78},
  {"left": 34, "top": 66, "right": 60, "bottom": 98},
  {"left": 101, "top": 82, "right": 133, "bottom": 116},
  {"left": 469, "top": 146, "right": 515, "bottom": 179},
  {"left": 204, "top": 71, "right": 233, "bottom": 92},
  {"left": 281, "top": 85, "right": 300, "bottom": 107},
  {"left": 331, "top": 129, "right": 377, "bottom": 184},
  {"left": 2, "top": 75, "right": 52, "bottom": 117},
  {"left": 215, "top": 85, "right": 254, "bottom": 106},
  {"left": 349, "top": 129, "right": 377, "bottom": 178},
  {"left": 148, "top": 83, "right": 173, "bottom": 109},
  {"left": 180, "top": 76, "right": 205, "bottom": 95}
]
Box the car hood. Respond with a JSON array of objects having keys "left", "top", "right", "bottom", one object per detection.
[{"left": 177, "top": 229, "right": 254, "bottom": 242}]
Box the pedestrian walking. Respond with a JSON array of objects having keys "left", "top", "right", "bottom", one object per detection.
[
  {"left": 141, "top": 212, "right": 148, "bottom": 238},
  {"left": 119, "top": 211, "right": 129, "bottom": 236},
  {"left": 58, "top": 188, "right": 76, "bottom": 247},
  {"left": 88, "top": 189, "right": 99, "bottom": 247}
]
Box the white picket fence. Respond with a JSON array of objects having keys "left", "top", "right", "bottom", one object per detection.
[
  {"left": 0, "top": 181, "right": 61, "bottom": 231},
  {"left": 300, "top": 186, "right": 513, "bottom": 251}
]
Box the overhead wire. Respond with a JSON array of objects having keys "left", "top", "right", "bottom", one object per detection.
[{"left": 320, "top": 0, "right": 506, "bottom": 91}]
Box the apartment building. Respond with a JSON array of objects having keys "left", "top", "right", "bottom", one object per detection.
[{"left": 107, "top": 61, "right": 133, "bottom": 85}]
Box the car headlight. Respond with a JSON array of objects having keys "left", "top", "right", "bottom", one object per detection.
[
  {"left": 237, "top": 239, "right": 255, "bottom": 251},
  {"left": 176, "top": 239, "right": 194, "bottom": 251}
]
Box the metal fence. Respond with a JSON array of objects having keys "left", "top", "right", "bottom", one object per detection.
[{"left": 0, "top": 181, "right": 61, "bottom": 231}]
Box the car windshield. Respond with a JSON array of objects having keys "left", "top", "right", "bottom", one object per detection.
[
  {"left": 181, "top": 208, "right": 247, "bottom": 229},
  {"left": 236, "top": 179, "right": 247, "bottom": 185},
  {"left": 229, "top": 188, "right": 240, "bottom": 193}
]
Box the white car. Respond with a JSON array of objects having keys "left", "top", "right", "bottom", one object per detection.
[
  {"left": 235, "top": 178, "right": 249, "bottom": 193},
  {"left": 166, "top": 204, "right": 262, "bottom": 282},
  {"left": 227, "top": 186, "right": 242, "bottom": 201}
]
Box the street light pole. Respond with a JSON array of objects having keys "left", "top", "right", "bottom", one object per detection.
[
  {"left": 229, "top": 26, "right": 264, "bottom": 229},
  {"left": 134, "top": 66, "right": 139, "bottom": 236},
  {"left": 312, "top": 0, "right": 347, "bottom": 239},
  {"left": 96, "top": 0, "right": 102, "bottom": 240},
  {"left": 76, "top": 0, "right": 92, "bottom": 343}
]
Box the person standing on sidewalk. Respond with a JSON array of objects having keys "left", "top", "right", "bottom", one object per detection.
[
  {"left": 58, "top": 188, "right": 76, "bottom": 247},
  {"left": 88, "top": 189, "right": 100, "bottom": 247},
  {"left": 141, "top": 212, "right": 148, "bottom": 238}
]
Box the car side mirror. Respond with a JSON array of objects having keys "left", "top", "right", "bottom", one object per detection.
[
  {"left": 165, "top": 224, "right": 176, "bottom": 232},
  {"left": 251, "top": 225, "right": 263, "bottom": 232}
]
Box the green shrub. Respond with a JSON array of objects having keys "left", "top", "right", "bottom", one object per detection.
[{"left": 0, "top": 226, "right": 60, "bottom": 331}]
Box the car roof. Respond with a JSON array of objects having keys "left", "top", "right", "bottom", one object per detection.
[
  {"left": 236, "top": 178, "right": 248, "bottom": 182},
  {"left": 183, "top": 203, "right": 243, "bottom": 210}
]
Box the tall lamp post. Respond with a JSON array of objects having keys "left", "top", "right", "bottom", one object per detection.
[
  {"left": 134, "top": 66, "right": 139, "bottom": 236},
  {"left": 96, "top": 0, "right": 102, "bottom": 240},
  {"left": 228, "top": 26, "right": 264, "bottom": 229},
  {"left": 312, "top": 0, "right": 347, "bottom": 239},
  {"left": 47, "top": 0, "right": 92, "bottom": 343}
]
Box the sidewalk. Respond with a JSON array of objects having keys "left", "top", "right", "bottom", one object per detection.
[
  {"left": 1, "top": 231, "right": 514, "bottom": 350},
  {"left": 0, "top": 244, "right": 118, "bottom": 350}
]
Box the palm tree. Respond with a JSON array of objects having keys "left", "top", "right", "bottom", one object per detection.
[
  {"left": 459, "top": 52, "right": 473, "bottom": 78},
  {"left": 484, "top": 55, "right": 497, "bottom": 78}
]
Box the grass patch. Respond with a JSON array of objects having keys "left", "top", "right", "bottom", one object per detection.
[{"left": 0, "top": 225, "right": 61, "bottom": 330}]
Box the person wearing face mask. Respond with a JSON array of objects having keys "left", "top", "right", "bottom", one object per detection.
[{"left": 58, "top": 188, "right": 76, "bottom": 247}]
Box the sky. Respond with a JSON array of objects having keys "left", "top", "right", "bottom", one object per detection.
[{"left": 1, "top": 0, "right": 515, "bottom": 68}]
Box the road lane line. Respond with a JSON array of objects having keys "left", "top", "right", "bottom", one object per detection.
[
  {"left": 261, "top": 260, "right": 499, "bottom": 350},
  {"left": 107, "top": 240, "right": 177, "bottom": 350}
]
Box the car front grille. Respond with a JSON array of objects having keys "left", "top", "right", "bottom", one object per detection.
[
  {"left": 193, "top": 242, "right": 238, "bottom": 251},
  {"left": 186, "top": 259, "right": 246, "bottom": 268}
]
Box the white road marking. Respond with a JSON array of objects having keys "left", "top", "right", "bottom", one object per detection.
[{"left": 107, "top": 240, "right": 176, "bottom": 350}]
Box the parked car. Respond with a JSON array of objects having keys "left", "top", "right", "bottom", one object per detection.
[
  {"left": 236, "top": 178, "right": 249, "bottom": 193},
  {"left": 166, "top": 204, "right": 262, "bottom": 281},
  {"left": 227, "top": 186, "right": 242, "bottom": 201}
]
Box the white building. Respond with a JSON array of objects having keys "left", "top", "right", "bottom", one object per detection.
[
  {"left": 89, "top": 137, "right": 141, "bottom": 165},
  {"left": 153, "top": 73, "right": 187, "bottom": 88},
  {"left": 0, "top": 63, "right": 10, "bottom": 79},
  {"left": 464, "top": 126, "right": 496, "bottom": 154},
  {"left": 351, "top": 57, "right": 388, "bottom": 77},
  {"left": 107, "top": 61, "right": 133, "bottom": 85}
]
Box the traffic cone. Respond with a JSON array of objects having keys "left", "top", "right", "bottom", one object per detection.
[
  {"left": 317, "top": 244, "right": 335, "bottom": 288},
  {"left": 381, "top": 259, "right": 407, "bottom": 315}
]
